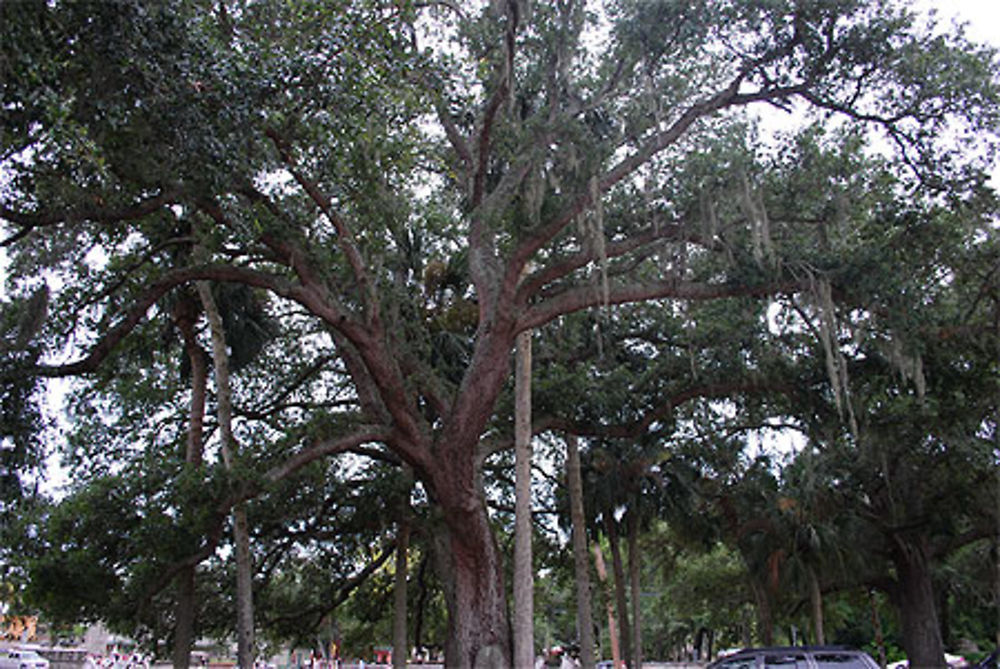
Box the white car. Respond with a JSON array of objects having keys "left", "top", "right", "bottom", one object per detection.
[
  {"left": 887, "top": 654, "right": 966, "bottom": 669},
  {"left": 0, "top": 648, "right": 51, "bottom": 669}
]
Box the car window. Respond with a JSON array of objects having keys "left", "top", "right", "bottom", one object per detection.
[
  {"left": 764, "top": 653, "right": 809, "bottom": 668},
  {"left": 814, "top": 652, "right": 872, "bottom": 668},
  {"left": 716, "top": 658, "right": 757, "bottom": 669}
]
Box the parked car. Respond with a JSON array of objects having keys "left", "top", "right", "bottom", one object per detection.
[
  {"left": 0, "top": 648, "right": 51, "bottom": 669},
  {"left": 975, "top": 649, "right": 998, "bottom": 669},
  {"left": 887, "top": 653, "right": 967, "bottom": 668},
  {"left": 707, "top": 646, "right": 879, "bottom": 668}
]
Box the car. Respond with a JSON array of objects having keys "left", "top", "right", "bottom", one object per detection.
[
  {"left": 887, "top": 653, "right": 967, "bottom": 668},
  {"left": 975, "top": 649, "right": 999, "bottom": 669},
  {"left": 0, "top": 648, "right": 51, "bottom": 669},
  {"left": 707, "top": 646, "right": 880, "bottom": 669}
]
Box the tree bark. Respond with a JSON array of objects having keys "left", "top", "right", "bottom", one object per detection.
[
  {"left": 198, "top": 281, "right": 254, "bottom": 669},
  {"left": 513, "top": 328, "right": 534, "bottom": 669},
  {"left": 172, "top": 566, "right": 197, "bottom": 669},
  {"left": 593, "top": 543, "right": 621, "bottom": 669},
  {"left": 432, "top": 491, "right": 511, "bottom": 668},
  {"left": 172, "top": 294, "right": 207, "bottom": 669},
  {"left": 392, "top": 516, "right": 410, "bottom": 669},
  {"left": 808, "top": 565, "right": 825, "bottom": 645},
  {"left": 869, "top": 590, "right": 887, "bottom": 669},
  {"left": 567, "top": 435, "right": 596, "bottom": 669},
  {"left": 891, "top": 535, "right": 945, "bottom": 668},
  {"left": 627, "top": 512, "right": 642, "bottom": 669},
  {"left": 604, "top": 515, "right": 632, "bottom": 668},
  {"left": 751, "top": 577, "right": 774, "bottom": 646}
]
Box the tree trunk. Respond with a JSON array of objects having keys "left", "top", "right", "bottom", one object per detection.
[
  {"left": 869, "top": 590, "right": 887, "bottom": 669},
  {"left": 198, "top": 281, "right": 254, "bottom": 669},
  {"left": 751, "top": 577, "right": 774, "bottom": 646},
  {"left": 392, "top": 517, "right": 410, "bottom": 669},
  {"left": 513, "top": 328, "right": 534, "bottom": 669},
  {"left": 432, "top": 492, "right": 511, "bottom": 667},
  {"left": 891, "top": 535, "right": 945, "bottom": 668},
  {"left": 233, "top": 504, "right": 254, "bottom": 668},
  {"left": 808, "top": 565, "right": 825, "bottom": 645},
  {"left": 627, "top": 512, "right": 642, "bottom": 669},
  {"left": 604, "top": 515, "right": 632, "bottom": 668},
  {"left": 172, "top": 295, "right": 207, "bottom": 669},
  {"left": 566, "top": 435, "right": 596, "bottom": 669},
  {"left": 593, "top": 544, "right": 621, "bottom": 669},
  {"left": 172, "top": 566, "right": 197, "bottom": 669}
]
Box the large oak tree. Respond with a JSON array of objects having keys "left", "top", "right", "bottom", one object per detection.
[{"left": 2, "top": 0, "right": 998, "bottom": 664}]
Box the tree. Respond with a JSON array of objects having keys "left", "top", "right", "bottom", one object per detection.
[
  {"left": 3, "top": 0, "right": 998, "bottom": 663},
  {"left": 565, "top": 434, "right": 597, "bottom": 669}
]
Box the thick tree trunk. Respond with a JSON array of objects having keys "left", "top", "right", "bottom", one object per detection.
[
  {"left": 891, "top": 536, "right": 945, "bottom": 668},
  {"left": 627, "top": 513, "right": 642, "bottom": 669},
  {"left": 513, "top": 329, "right": 534, "bottom": 669},
  {"left": 432, "top": 493, "right": 511, "bottom": 668},
  {"left": 604, "top": 516, "right": 632, "bottom": 668},
  {"left": 566, "top": 435, "right": 596, "bottom": 669}
]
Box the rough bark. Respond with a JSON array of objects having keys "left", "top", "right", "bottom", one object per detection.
[
  {"left": 433, "top": 492, "right": 511, "bottom": 668},
  {"left": 566, "top": 434, "right": 596, "bottom": 669},
  {"left": 891, "top": 535, "right": 945, "bottom": 668},
  {"left": 513, "top": 329, "right": 534, "bottom": 668}
]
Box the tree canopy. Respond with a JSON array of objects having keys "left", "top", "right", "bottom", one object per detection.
[{"left": 2, "top": 0, "right": 999, "bottom": 665}]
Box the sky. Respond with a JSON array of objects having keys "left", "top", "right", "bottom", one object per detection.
[{"left": 922, "top": 0, "right": 1000, "bottom": 44}]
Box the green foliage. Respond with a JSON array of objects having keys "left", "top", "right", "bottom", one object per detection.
[{"left": 3, "top": 0, "right": 1000, "bottom": 659}]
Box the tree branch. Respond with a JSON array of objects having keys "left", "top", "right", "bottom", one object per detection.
[{"left": 1, "top": 190, "right": 179, "bottom": 246}]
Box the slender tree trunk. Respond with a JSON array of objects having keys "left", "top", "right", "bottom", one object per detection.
[
  {"left": 172, "top": 295, "right": 207, "bottom": 669},
  {"left": 567, "top": 435, "right": 596, "bottom": 669},
  {"left": 995, "top": 297, "right": 1000, "bottom": 650},
  {"left": 604, "top": 515, "right": 632, "bottom": 668},
  {"left": 869, "top": 590, "right": 887, "bottom": 669},
  {"left": 198, "top": 281, "right": 254, "bottom": 669},
  {"left": 626, "top": 512, "right": 642, "bottom": 669},
  {"left": 808, "top": 565, "right": 825, "bottom": 645},
  {"left": 891, "top": 535, "right": 945, "bottom": 668},
  {"left": 414, "top": 555, "right": 429, "bottom": 656},
  {"left": 593, "top": 543, "right": 621, "bottom": 669},
  {"left": 232, "top": 505, "right": 254, "bottom": 668},
  {"left": 750, "top": 577, "right": 774, "bottom": 646},
  {"left": 392, "top": 516, "right": 410, "bottom": 669},
  {"left": 513, "top": 328, "right": 534, "bottom": 669}
]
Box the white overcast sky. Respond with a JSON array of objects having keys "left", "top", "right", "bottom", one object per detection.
[{"left": 924, "top": 0, "right": 1000, "bottom": 44}]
